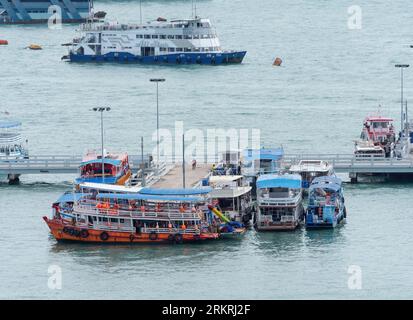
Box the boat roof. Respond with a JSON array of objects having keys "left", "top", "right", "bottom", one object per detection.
[
  {"left": 79, "top": 182, "right": 142, "bottom": 193},
  {"left": 365, "top": 116, "right": 393, "bottom": 122},
  {"left": 96, "top": 193, "right": 204, "bottom": 203},
  {"left": 309, "top": 176, "right": 342, "bottom": 192},
  {"left": 209, "top": 175, "right": 243, "bottom": 183},
  {"left": 0, "top": 120, "right": 21, "bottom": 129},
  {"left": 289, "top": 160, "right": 331, "bottom": 172},
  {"left": 209, "top": 186, "right": 252, "bottom": 199},
  {"left": 54, "top": 192, "right": 90, "bottom": 204},
  {"left": 257, "top": 174, "right": 302, "bottom": 189},
  {"left": 243, "top": 148, "right": 284, "bottom": 161},
  {"left": 312, "top": 176, "right": 342, "bottom": 186},
  {"left": 81, "top": 151, "right": 128, "bottom": 167},
  {"left": 139, "top": 187, "right": 212, "bottom": 196}
]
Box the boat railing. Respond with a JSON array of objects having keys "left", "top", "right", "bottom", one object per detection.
[
  {"left": 257, "top": 195, "right": 301, "bottom": 207},
  {"left": 75, "top": 202, "right": 203, "bottom": 220},
  {"left": 142, "top": 227, "right": 201, "bottom": 235}
]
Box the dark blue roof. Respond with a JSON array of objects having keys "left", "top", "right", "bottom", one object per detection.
[
  {"left": 139, "top": 187, "right": 212, "bottom": 196},
  {"left": 0, "top": 120, "right": 22, "bottom": 129},
  {"left": 96, "top": 193, "right": 204, "bottom": 202}
]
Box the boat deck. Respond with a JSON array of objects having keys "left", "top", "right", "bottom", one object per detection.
[{"left": 150, "top": 164, "right": 211, "bottom": 189}]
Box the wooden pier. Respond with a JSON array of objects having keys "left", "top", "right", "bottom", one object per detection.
[{"left": 150, "top": 164, "right": 211, "bottom": 189}]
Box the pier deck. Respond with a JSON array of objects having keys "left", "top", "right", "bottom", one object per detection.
[{"left": 150, "top": 164, "right": 211, "bottom": 189}]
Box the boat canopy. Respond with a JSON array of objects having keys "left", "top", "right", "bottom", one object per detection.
[
  {"left": 312, "top": 176, "right": 342, "bottom": 186},
  {"left": 243, "top": 147, "right": 284, "bottom": 161},
  {"left": 0, "top": 120, "right": 21, "bottom": 129},
  {"left": 309, "top": 177, "right": 342, "bottom": 192},
  {"left": 257, "top": 174, "right": 302, "bottom": 189},
  {"left": 96, "top": 193, "right": 204, "bottom": 203},
  {"left": 79, "top": 158, "right": 122, "bottom": 167},
  {"left": 139, "top": 187, "right": 212, "bottom": 196},
  {"left": 54, "top": 192, "right": 90, "bottom": 204}
]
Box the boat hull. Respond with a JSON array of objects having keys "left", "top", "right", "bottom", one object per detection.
[
  {"left": 255, "top": 221, "right": 300, "bottom": 231},
  {"left": 43, "top": 217, "right": 219, "bottom": 244},
  {"left": 67, "top": 51, "right": 247, "bottom": 65}
]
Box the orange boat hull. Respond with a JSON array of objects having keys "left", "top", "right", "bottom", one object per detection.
[{"left": 43, "top": 217, "right": 219, "bottom": 243}]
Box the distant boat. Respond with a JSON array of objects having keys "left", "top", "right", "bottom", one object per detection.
[{"left": 63, "top": 16, "right": 246, "bottom": 65}]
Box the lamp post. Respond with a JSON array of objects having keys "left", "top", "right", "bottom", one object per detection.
[
  {"left": 395, "top": 64, "right": 409, "bottom": 134},
  {"left": 93, "top": 107, "right": 111, "bottom": 182},
  {"left": 150, "top": 78, "right": 165, "bottom": 174}
]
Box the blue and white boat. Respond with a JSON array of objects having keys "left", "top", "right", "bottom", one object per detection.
[
  {"left": 305, "top": 176, "right": 347, "bottom": 229},
  {"left": 254, "top": 174, "right": 304, "bottom": 231},
  {"left": 63, "top": 16, "right": 246, "bottom": 65},
  {"left": 0, "top": 120, "right": 29, "bottom": 182}
]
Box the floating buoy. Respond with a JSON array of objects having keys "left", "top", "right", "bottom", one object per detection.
[
  {"left": 273, "top": 57, "right": 282, "bottom": 66},
  {"left": 28, "top": 44, "right": 42, "bottom": 50},
  {"left": 0, "top": 40, "right": 8, "bottom": 45}
]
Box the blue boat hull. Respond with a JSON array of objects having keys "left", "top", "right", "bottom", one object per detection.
[{"left": 67, "top": 51, "right": 247, "bottom": 65}]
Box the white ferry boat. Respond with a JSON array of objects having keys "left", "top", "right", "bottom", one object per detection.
[
  {"left": 63, "top": 16, "right": 246, "bottom": 65},
  {"left": 289, "top": 160, "right": 333, "bottom": 188},
  {"left": 254, "top": 174, "right": 304, "bottom": 231},
  {"left": 0, "top": 120, "right": 29, "bottom": 182}
]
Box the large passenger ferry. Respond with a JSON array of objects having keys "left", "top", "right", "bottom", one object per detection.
[
  {"left": 63, "top": 16, "right": 246, "bottom": 65},
  {"left": 44, "top": 187, "right": 220, "bottom": 243}
]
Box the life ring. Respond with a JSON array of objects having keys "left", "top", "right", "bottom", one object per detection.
[
  {"left": 80, "top": 229, "right": 89, "bottom": 239},
  {"left": 175, "top": 234, "right": 183, "bottom": 244},
  {"left": 149, "top": 232, "right": 158, "bottom": 241},
  {"left": 129, "top": 234, "right": 135, "bottom": 242},
  {"left": 100, "top": 231, "right": 109, "bottom": 241},
  {"left": 167, "top": 234, "right": 175, "bottom": 243}
]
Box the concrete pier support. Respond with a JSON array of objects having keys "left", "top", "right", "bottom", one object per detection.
[
  {"left": 349, "top": 172, "right": 358, "bottom": 184},
  {"left": 8, "top": 174, "right": 20, "bottom": 185}
]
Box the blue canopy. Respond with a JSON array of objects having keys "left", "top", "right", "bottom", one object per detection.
[
  {"left": 79, "top": 158, "right": 122, "bottom": 167},
  {"left": 0, "top": 120, "right": 22, "bottom": 129},
  {"left": 54, "top": 192, "right": 89, "bottom": 204},
  {"left": 139, "top": 187, "right": 212, "bottom": 196},
  {"left": 96, "top": 193, "right": 204, "bottom": 202},
  {"left": 309, "top": 183, "right": 341, "bottom": 192},
  {"left": 243, "top": 148, "right": 284, "bottom": 161},
  {"left": 312, "top": 176, "right": 342, "bottom": 186},
  {"left": 257, "top": 174, "right": 302, "bottom": 189}
]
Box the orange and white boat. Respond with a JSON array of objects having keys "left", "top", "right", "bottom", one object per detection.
[
  {"left": 75, "top": 150, "right": 131, "bottom": 185},
  {"left": 44, "top": 187, "right": 219, "bottom": 244}
]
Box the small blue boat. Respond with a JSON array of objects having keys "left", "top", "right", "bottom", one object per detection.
[{"left": 305, "top": 176, "right": 346, "bottom": 229}]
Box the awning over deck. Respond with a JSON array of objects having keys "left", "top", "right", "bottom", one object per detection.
[
  {"left": 0, "top": 120, "right": 21, "bottom": 129},
  {"left": 54, "top": 192, "right": 90, "bottom": 204},
  {"left": 257, "top": 174, "right": 302, "bottom": 189}
]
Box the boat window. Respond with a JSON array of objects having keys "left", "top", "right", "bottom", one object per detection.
[
  {"left": 144, "top": 35, "right": 151, "bottom": 39},
  {"left": 168, "top": 48, "right": 175, "bottom": 52},
  {"left": 110, "top": 218, "right": 117, "bottom": 223},
  {"left": 160, "top": 35, "right": 167, "bottom": 39},
  {"left": 184, "top": 35, "right": 192, "bottom": 39},
  {"left": 184, "top": 48, "right": 192, "bottom": 52},
  {"left": 168, "top": 35, "right": 174, "bottom": 39},
  {"left": 176, "top": 35, "right": 183, "bottom": 39},
  {"left": 176, "top": 48, "right": 183, "bottom": 52},
  {"left": 151, "top": 35, "right": 158, "bottom": 39}
]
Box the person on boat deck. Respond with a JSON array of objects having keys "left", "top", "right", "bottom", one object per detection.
[
  {"left": 192, "top": 159, "right": 197, "bottom": 170},
  {"left": 179, "top": 204, "right": 186, "bottom": 213}
]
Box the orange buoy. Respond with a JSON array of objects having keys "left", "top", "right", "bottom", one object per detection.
[
  {"left": 273, "top": 57, "right": 282, "bottom": 66},
  {"left": 0, "top": 40, "right": 8, "bottom": 45},
  {"left": 28, "top": 44, "right": 42, "bottom": 50}
]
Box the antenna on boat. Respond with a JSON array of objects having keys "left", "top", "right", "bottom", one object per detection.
[
  {"left": 139, "top": 0, "right": 143, "bottom": 24},
  {"left": 182, "top": 134, "right": 186, "bottom": 188},
  {"left": 141, "top": 136, "right": 145, "bottom": 187}
]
